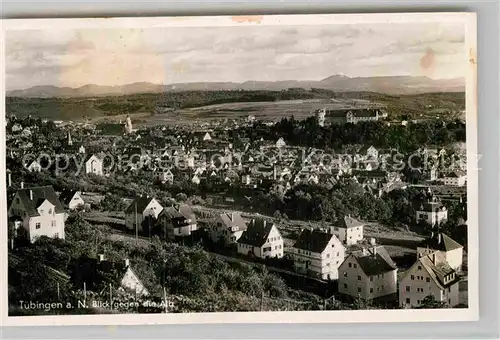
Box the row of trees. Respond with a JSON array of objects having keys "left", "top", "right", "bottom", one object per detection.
[{"left": 234, "top": 117, "right": 466, "bottom": 153}]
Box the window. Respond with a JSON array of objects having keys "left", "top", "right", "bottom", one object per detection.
[
  {"left": 16, "top": 198, "right": 20, "bottom": 204},
  {"left": 353, "top": 264, "right": 357, "bottom": 268},
  {"left": 357, "top": 287, "right": 361, "bottom": 293},
  {"left": 343, "top": 272, "right": 347, "bottom": 278},
  {"left": 326, "top": 253, "right": 330, "bottom": 258},
  {"left": 405, "top": 286, "right": 411, "bottom": 292},
  {"left": 370, "top": 276, "right": 373, "bottom": 282},
  {"left": 418, "top": 265, "right": 422, "bottom": 270},
  {"left": 51, "top": 220, "right": 56, "bottom": 227},
  {"left": 336, "top": 252, "right": 339, "bottom": 256},
  {"left": 343, "top": 283, "right": 347, "bottom": 289},
  {"left": 406, "top": 298, "right": 410, "bottom": 304},
  {"left": 370, "top": 288, "right": 373, "bottom": 293},
  {"left": 417, "top": 300, "right": 421, "bottom": 304},
  {"left": 380, "top": 285, "right": 384, "bottom": 291},
  {"left": 357, "top": 275, "right": 361, "bottom": 281},
  {"left": 35, "top": 223, "right": 41, "bottom": 229},
  {"left": 448, "top": 287, "right": 451, "bottom": 293},
  {"left": 348, "top": 263, "right": 352, "bottom": 268},
  {"left": 426, "top": 277, "right": 430, "bottom": 283},
  {"left": 48, "top": 208, "right": 52, "bottom": 214},
  {"left": 448, "top": 298, "right": 451, "bottom": 304},
  {"left": 54, "top": 233, "right": 59, "bottom": 238}
]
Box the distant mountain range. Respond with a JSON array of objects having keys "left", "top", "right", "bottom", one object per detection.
[{"left": 6, "top": 75, "right": 465, "bottom": 98}]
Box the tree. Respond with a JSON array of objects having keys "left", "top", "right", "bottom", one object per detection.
[
  {"left": 417, "top": 295, "right": 447, "bottom": 309},
  {"left": 176, "top": 193, "right": 188, "bottom": 202}
]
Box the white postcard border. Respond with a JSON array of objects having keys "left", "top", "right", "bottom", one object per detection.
[{"left": 0, "top": 12, "right": 478, "bottom": 326}]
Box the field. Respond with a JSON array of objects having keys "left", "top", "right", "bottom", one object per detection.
[{"left": 6, "top": 90, "right": 465, "bottom": 125}]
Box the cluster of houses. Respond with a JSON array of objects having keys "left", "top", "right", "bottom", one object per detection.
[{"left": 6, "top": 174, "right": 464, "bottom": 308}]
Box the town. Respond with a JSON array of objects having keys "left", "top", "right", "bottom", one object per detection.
[{"left": 6, "top": 93, "right": 468, "bottom": 314}]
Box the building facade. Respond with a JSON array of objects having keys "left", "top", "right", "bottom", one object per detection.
[
  {"left": 237, "top": 219, "right": 284, "bottom": 259},
  {"left": 8, "top": 186, "right": 66, "bottom": 243},
  {"left": 124, "top": 196, "right": 163, "bottom": 231},
  {"left": 399, "top": 252, "right": 460, "bottom": 308},
  {"left": 338, "top": 246, "right": 398, "bottom": 301},
  {"left": 288, "top": 229, "right": 345, "bottom": 280}
]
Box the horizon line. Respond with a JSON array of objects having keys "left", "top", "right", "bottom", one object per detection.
[{"left": 6, "top": 74, "right": 465, "bottom": 93}]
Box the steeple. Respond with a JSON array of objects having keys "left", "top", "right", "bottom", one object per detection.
[{"left": 67, "top": 130, "right": 73, "bottom": 146}]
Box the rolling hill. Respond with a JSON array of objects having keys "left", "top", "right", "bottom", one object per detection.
[{"left": 6, "top": 75, "right": 465, "bottom": 98}]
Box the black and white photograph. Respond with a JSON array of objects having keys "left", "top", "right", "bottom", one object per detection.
[{"left": 1, "top": 13, "right": 478, "bottom": 325}]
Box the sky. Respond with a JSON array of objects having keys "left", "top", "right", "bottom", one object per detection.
[{"left": 5, "top": 22, "right": 466, "bottom": 91}]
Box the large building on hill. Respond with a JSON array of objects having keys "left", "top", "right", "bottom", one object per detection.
[{"left": 315, "top": 108, "right": 388, "bottom": 125}]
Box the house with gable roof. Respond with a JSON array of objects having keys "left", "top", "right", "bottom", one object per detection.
[
  {"left": 208, "top": 212, "right": 248, "bottom": 246},
  {"left": 157, "top": 204, "right": 198, "bottom": 239},
  {"left": 288, "top": 228, "right": 345, "bottom": 280},
  {"left": 338, "top": 245, "right": 398, "bottom": 301},
  {"left": 8, "top": 185, "right": 66, "bottom": 243},
  {"left": 416, "top": 232, "right": 464, "bottom": 271},
  {"left": 416, "top": 197, "right": 448, "bottom": 226},
  {"left": 443, "top": 169, "right": 467, "bottom": 187},
  {"left": 124, "top": 196, "right": 163, "bottom": 232},
  {"left": 330, "top": 215, "right": 364, "bottom": 246},
  {"left": 59, "top": 190, "right": 86, "bottom": 211},
  {"left": 85, "top": 153, "right": 105, "bottom": 176},
  {"left": 72, "top": 255, "right": 149, "bottom": 297},
  {"left": 237, "top": 218, "right": 284, "bottom": 259},
  {"left": 399, "top": 251, "right": 460, "bottom": 308}
]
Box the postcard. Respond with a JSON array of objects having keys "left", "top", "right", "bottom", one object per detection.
[{"left": 0, "top": 12, "right": 478, "bottom": 326}]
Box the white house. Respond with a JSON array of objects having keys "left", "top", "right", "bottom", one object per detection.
[
  {"left": 330, "top": 215, "right": 364, "bottom": 246},
  {"left": 399, "top": 251, "right": 460, "bottom": 308},
  {"left": 157, "top": 204, "right": 198, "bottom": 239},
  {"left": 416, "top": 232, "right": 463, "bottom": 272},
  {"left": 275, "top": 138, "right": 286, "bottom": 148},
  {"left": 192, "top": 174, "right": 201, "bottom": 185},
  {"left": 26, "top": 159, "right": 42, "bottom": 173},
  {"left": 443, "top": 170, "right": 467, "bottom": 187},
  {"left": 59, "top": 190, "right": 85, "bottom": 211},
  {"left": 85, "top": 154, "right": 104, "bottom": 176},
  {"left": 237, "top": 219, "right": 284, "bottom": 259},
  {"left": 8, "top": 186, "right": 66, "bottom": 243},
  {"left": 338, "top": 245, "right": 398, "bottom": 301},
  {"left": 208, "top": 212, "right": 247, "bottom": 246},
  {"left": 288, "top": 228, "right": 345, "bottom": 280},
  {"left": 124, "top": 196, "right": 163, "bottom": 231},
  {"left": 157, "top": 169, "right": 174, "bottom": 184},
  {"left": 416, "top": 198, "right": 448, "bottom": 226}
]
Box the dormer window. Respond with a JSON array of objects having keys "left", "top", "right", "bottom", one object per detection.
[{"left": 48, "top": 208, "right": 52, "bottom": 214}]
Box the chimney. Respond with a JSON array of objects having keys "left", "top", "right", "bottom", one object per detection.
[
  {"left": 430, "top": 231, "right": 434, "bottom": 239},
  {"left": 437, "top": 233, "right": 442, "bottom": 244},
  {"left": 372, "top": 246, "right": 377, "bottom": 257},
  {"left": 124, "top": 259, "right": 130, "bottom": 267},
  {"left": 231, "top": 212, "right": 234, "bottom": 221},
  {"left": 7, "top": 172, "right": 12, "bottom": 187},
  {"left": 430, "top": 253, "right": 436, "bottom": 265},
  {"left": 370, "top": 238, "right": 376, "bottom": 246},
  {"left": 29, "top": 190, "right": 33, "bottom": 201},
  {"left": 99, "top": 254, "right": 105, "bottom": 262},
  {"left": 362, "top": 248, "right": 368, "bottom": 256},
  {"left": 20, "top": 181, "right": 24, "bottom": 189}
]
